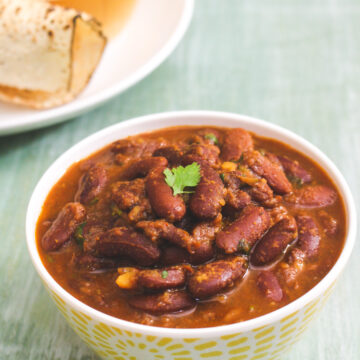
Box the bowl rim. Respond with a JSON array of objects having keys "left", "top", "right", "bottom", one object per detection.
[{"left": 26, "top": 110, "right": 357, "bottom": 338}]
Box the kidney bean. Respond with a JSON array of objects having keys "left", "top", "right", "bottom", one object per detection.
[
  {"left": 250, "top": 217, "right": 298, "bottom": 267},
  {"left": 231, "top": 167, "right": 262, "bottom": 185},
  {"left": 185, "top": 143, "right": 220, "bottom": 168},
  {"left": 261, "top": 196, "right": 282, "bottom": 210},
  {"left": 222, "top": 169, "right": 274, "bottom": 207},
  {"left": 112, "top": 137, "right": 166, "bottom": 165},
  {"left": 284, "top": 185, "right": 337, "bottom": 208},
  {"left": 96, "top": 227, "right": 160, "bottom": 266},
  {"left": 257, "top": 271, "right": 283, "bottom": 302},
  {"left": 160, "top": 246, "right": 190, "bottom": 266},
  {"left": 221, "top": 172, "right": 247, "bottom": 210},
  {"left": 267, "top": 204, "right": 289, "bottom": 224},
  {"left": 153, "top": 146, "right": 183, "bottom": 166},
  {"left": 246, "top": 179, "right": 274, "bottom": 205},
  {"left": 82, "top": 225, "right": 107, "bottom": 253},
  {"left": 243, "top": 150, "right": 292, "bottom": 194},
  {"left": 160, "top": 242, "right": 214, "bottom": 266},
  {"left": 288, "top": 247, "right": 306, "bottom": 266},
  {"left": 122, "top": 157, "right": 168, "bottom": 179},
  {"left": 114, "top": 154, "right": 132, "bottom": 166},
  {"left": 296, "top": 215, "right": 321, "bottom": 257},
  {"left": 138, "top": 265, "right": 190, "bottom": 290},
  {"left": 188, "top": 257, "right": 248, "bottom": 299},
  {"left": 278, "top": 155, "right": 312, "bottom": 184},
  {"left": 279, "top": 248, "right": 306, "bottom": 286},
  {"left": 127, "top": 199, "right": 153, "bottom": 223},
  {"left": 189, "top": 165, "right": 225, "bottom": 219},
  {"left": 112, "top": 137, "right": 168, "bottom": 157},
  {"left": 226, "top": 188, "right": 251, "bottom": 210},
  {"left": 221, "top": 171, "right": 241, "bottom": 187},
  {"left": 128, "top": 290, "right": 195, "bottom": 314},
  {"left": 136, "top": 220, "right": 196, "bottom": 253},
  {"left": 189, "top": 215, "right": 222, "bottom": 264},
  {"left": 74, "top": 253, "right": 118, "bottom": 271},
  {"left": 190, "top": 240, "right": 214, "bottom": 264},
  {"left": 265, "top": 152, "right": 283, "bottom": 167},
  {"left": 146, "top": 166, "right": 186, "bottom": 222},
  {"left": 111, "top": 137, "right": 144, "bottom": 155},
  {"left": 41, "top": 202, "right": 86, "bottom": 251},
  {"left": 75, "top": 165, "right": 107, "bottom": 205},
  {"left": 111, "top": 178, "right": 146, "bottom": 211},
  {"left": 116, "top": 265, "right": 191, "bottom": 291},
  {"left": 192, "top": 213, "right": 222, "bottom": 239},
  {"left": 216, "top": 205, "right": 271, "bottom": 254},
  {"left": 221, "top": 128, "right": 254, "bottom": 161}
]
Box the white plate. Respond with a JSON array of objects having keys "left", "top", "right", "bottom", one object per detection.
[{"left": 0, "top": 0, "right": 194, "bottom": 136}]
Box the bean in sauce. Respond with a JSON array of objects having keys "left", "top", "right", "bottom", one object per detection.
[{"left": 36, "top": 126, "right": 346, "bottom": 328}]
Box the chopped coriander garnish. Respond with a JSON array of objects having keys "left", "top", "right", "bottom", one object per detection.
[
  {"left": 74, "top": 222, "right": 87, "bottom": 247},
  {"left": 161, "top": 270, "right": 169, "bottom": 279},
  {"left": 259, "top": 149, "right": 266, "bottom": 156},
  {"left": 111, "top": 203, "right": 123, "bottom": 217},
  {"left": 164, "top": 162, "right": 201, "bottom": 196},
  {"left": 89, "top": 197, "right": 99, "bottom": 205},
  {"left": 220, "top": 173, "right": 225, "bottom": 182},
  {"left": 238, "top": 153, "right": 244, "bottom": 163},
  {"left": 204, "top": 133, "right": 219, "bottom": 145},
  {"left": 238, "top": 238, "right": 246, "bottom": 249},
  {"left": 288, "top": 175, "right": 304, "bottom": 188},
  {"left": 238, "top": 238, "right": 250, "bottom": 253}
]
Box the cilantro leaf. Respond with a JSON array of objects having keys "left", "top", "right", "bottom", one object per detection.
[
  {"left": 74, "top": 222, "right": 87, "bottom": 247},
  {"left": 89, "top": 197, "right": 99, "bottom": 205},
  {"left": 111, "top": 203, "right": 123, "bottom": 217},
  {"left": 288, "top": 175, "right": 304, "bottom": 188},
  {"left": 238, "top": 238, "right": 250, "bottom": 254},
  {"left": 259, "top": 149, "right": 266, "bottom": 156},
  {"left": 161, "top": 270, "right": 168, "bottom": 279},
  {"left": 205, "top": 133, "right": 219, "bottom": 145},
  {"left": 164, "top": 162, "right": 201, "bottom": 196},
  {"left": 163, "top": 168, "right": 176, "bottom": 188}
]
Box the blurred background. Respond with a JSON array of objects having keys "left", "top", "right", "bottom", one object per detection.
[{"left": 0, "top": 0, "right": 359, "bottom": 359}]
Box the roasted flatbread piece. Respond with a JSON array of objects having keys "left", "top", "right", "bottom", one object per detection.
[{"left": 0, "top": 0, "right": 106, "bottom": 109}]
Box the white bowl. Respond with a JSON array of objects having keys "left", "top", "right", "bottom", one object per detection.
[{"left": 26, "top": 111, "right": 357, "bottom": 360}]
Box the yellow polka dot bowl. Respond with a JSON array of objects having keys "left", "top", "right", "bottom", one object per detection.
[{"left": 26, "top": 111, "right": 357, "bottom": 360}]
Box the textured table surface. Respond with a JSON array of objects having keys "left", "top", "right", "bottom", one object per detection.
[{"left": 0, "top": 0, "right": 359, "bottom": 359}]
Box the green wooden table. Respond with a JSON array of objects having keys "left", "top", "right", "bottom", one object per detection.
[{"left": 1, "top": 1, "right": 359, "bottom": 359}]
